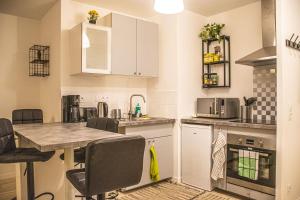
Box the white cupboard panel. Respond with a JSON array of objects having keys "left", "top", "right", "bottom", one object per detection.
[{"left": 111, "top": 13, "right": 137, "bottom": 76}]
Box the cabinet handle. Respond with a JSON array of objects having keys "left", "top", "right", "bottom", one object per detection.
[{"left": 193, "top": 132, "right": 198, "bottom": 135}]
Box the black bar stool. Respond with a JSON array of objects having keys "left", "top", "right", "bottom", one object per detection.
[
  {"left": 0, "top": 118, "right": 55, "bottom": 200},
  {"left": 60, "top": 118, "right": 119, "bottom": 164},
  {"left": 66, "top": 135, "right": 145, "bottom": 200}
]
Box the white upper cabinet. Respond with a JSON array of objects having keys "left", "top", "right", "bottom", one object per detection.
[
  {"left": 137, "top": 20, "right": 159, "bottom": 77},
  {"left": 100, "top": 13, "right": 159, "bottom": 77},
  {"left": 70, "top": 23, "right": 111, "bottom": 75}
]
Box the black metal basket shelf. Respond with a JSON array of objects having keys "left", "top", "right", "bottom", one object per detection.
[
  {"left": 29, "top": 45, "right": 49, "bottom": 77},
  {"left": 202, "top": 35, "right": 231, "bottom": 88}
]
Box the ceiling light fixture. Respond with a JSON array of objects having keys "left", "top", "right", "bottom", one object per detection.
[{"left": 154, "top": 0, "right": 184, "bottom": 14}]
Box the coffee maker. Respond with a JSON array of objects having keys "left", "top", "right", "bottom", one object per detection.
[{"left": 62, "top": 95, "right": 80, "bottom": 123}]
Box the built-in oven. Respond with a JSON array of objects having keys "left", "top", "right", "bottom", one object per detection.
[{"left": 227, "top": 134, "right": 276, "bottom": 196}]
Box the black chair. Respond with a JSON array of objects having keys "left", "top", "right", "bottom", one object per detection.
[
  {"left": 66, "top": 135, "right": 145, "bottom": 200},
  {"left": 60, "top": 118, "right": 119, "bottom": 163},
  {"left": 12, "top": 109, "right": 43, "bottom": 124},
  {"left": 0, "top": 118, "right": 55, "bottom": 200}
]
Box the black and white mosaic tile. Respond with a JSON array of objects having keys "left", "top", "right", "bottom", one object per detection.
[{"left": 252, "top": 65, "right": 277, "bottom": 121}]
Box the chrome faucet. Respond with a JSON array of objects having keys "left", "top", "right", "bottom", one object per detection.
[{"left": 129, "top": 94, "right": 146, "bottom": 120}]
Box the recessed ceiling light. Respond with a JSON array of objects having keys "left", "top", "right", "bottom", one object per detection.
[{"left": 154, "top": 0, "right": 184, "bottom": 14}]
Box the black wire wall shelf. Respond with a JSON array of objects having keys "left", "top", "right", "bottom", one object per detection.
[
  {"left": 202, "top": 35, "right": 231, "bottom": 88},
  {"left": 29, "top": 45, "right": 50, "bottom": 77}
]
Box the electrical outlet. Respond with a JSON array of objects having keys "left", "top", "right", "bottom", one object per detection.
[
  {"left": 288, "top": 105, "right": 293, "bottom": 121},
  {"left": 287, "top": 184, "right": 292, "bottom": 193}
]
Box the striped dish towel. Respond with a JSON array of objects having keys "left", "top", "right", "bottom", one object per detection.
[{"left": 211, "top": 130, "right": 226, "bottom": 181}]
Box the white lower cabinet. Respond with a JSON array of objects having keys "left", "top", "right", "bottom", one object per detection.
[
  {"left": 123, "top": 124, "right": 173, "bottom": 190},
  {"left": 181, "top": 124, "right": 213, "bottom": 191}
]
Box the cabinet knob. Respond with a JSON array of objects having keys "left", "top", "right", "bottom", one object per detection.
[
  {"left": 138, "top": 72, "right": 141, "bottom": 75},
  {"left": 134, "top": 72, "right": 137, "bottom": 75}
]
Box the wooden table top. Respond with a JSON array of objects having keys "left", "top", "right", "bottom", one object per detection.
[{"left": 14, "top": 122, "right": 122, "bottom": 152}]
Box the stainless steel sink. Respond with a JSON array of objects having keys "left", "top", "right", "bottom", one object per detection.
[{"left": 118, "top": 117, "right": 153, "bottom": 122}]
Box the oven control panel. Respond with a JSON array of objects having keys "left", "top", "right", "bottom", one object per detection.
[{"left": 227, "top": 134, "right": 276, "bottom": 151}]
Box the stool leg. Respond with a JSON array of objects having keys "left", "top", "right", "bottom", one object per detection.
[
  {"left": 26, "top": 162, "right": 35, "bottom": 200},
  {"left": 97, "top": 194, "right": 105, "bottom": 200}
]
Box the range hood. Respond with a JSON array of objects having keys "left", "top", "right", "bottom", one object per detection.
[{"left": 236, "top": 0, "right": 276, "bottom": 67}]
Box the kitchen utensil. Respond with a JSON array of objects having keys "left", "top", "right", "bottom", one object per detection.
[
  {"left": 97, "top": 102, "right": 108, "bottom": 118},
  {"left": 81, "top": 107, "right": 98, "bottom": 122},
  {"left": 111, "top": 109, "right": 121, "bottom": 119},
  {"left": 247, "top": 97, "right": 257, "bottom": 106},
  {"left": 240, "top": 106, "right": 252, "bottom": 121},
  {"left": 243, "top": 96, "right": 248, "bottom": 106}
]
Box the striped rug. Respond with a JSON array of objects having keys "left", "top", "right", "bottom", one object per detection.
[{"left": 118, "top": 181, "right": 241, "bottom": 200}]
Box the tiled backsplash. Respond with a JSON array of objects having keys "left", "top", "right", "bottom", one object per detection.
[
  {"left": 61, "top": 87, "right": 147, "bottom": 118},
  {"left": 252, "top": 65, "right": 277, "bottom": 121}
]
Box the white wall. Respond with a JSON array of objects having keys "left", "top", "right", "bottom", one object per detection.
[
  {"left": 276, "top": 0, "right": 300, "bottom": 199},
  {"left": 0, "top": 13, "right": 41, "bottom": 200},
  {"left": 60, "top": 0, "right": 148, "bottom": 114},
  {"left": 207, "top": 1, "right": 261, "bottom": 101},
  {"left": 39, "top": 1, "right": 62, "bottom": 123}
]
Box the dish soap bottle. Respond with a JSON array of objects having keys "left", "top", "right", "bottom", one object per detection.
[{"left": 135, "top": 103, "right": 141, "bottom": 118}]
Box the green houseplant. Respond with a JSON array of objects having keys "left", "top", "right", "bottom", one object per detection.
[{"left": 199, "top": 23, "right": 225, "bottom": 41}]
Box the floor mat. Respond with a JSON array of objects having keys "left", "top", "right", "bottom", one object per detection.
[
  {"left": 194, "top": 191, "right": 241, "bottom": 200},
  {"left": 118, "top": 181, "right": 205, "bottom": 200}
]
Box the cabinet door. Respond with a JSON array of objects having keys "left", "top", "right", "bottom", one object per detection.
[
  {"left": 153, "top": 136, "right": 173, "bottom": 179},
  {"left": 125, "top": 136, "right": 173, "bottom": 190},
  {"left": 181, "top": 125, "right": 213, "bottom": 191},
  {"left": 137, "top": 20, "right": 159, "bottom": 77},
  {"left": 82, "top": 23, "right": 111, "bottom": 74},
  {"left": 111, "top": 13, "right": 137, "bottom": 76}
]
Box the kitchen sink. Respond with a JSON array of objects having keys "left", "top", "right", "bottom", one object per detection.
[{"left": 118, "top": 117, "right": 153, "bottom": 121}]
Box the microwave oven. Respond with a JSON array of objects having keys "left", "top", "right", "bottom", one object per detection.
[{"left": 196, "top": 98, "right": 240, "bottom": 119}]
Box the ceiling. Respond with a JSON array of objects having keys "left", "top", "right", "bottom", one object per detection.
[
  {"left": 0, "top": 0, "right": 259, "bottom": 20},
  {"left": 74, "top": 0, "right": 259, "bottom": 17},
  {"left": 0, "top": 0, "right": 57, "bottom": 19}
]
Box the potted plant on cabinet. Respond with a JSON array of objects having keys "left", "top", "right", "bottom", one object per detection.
[{"left": 87, "top": 10, "right": 100, "bottom": 24}]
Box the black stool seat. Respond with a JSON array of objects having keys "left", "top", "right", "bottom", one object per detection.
[
  {"left": 66, "top": 168, "right": 86, "bottom": 194},
  {"left": 0, "top": 148, "right": 54, "bottom": 163},
  {"left": 60, "top": 148, "right": 85, "bottom": 163}
]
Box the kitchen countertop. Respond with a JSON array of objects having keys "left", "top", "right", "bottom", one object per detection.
[
  {"left": 118, "top": 117, "right": 176, "bottom": 127},
  {"left": 181, "top": 117, "right": 276, "bottom": 130}
]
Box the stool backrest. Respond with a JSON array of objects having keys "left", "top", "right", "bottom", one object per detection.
[
  {"left": 86, "top": 118, "right": 119, "bottom": 133},
  {"left": 85, "top": 136, "right": 145, "bottom": 196},
  {"left": 12, "top": 109, "right": 43, "bottom": 125},
  {"left": 0, "top": 119, "right": 16, "bottom": 154}
]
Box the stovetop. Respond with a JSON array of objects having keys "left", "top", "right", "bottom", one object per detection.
[{"left": 230, "top": 119, "right": 276, "bottom": 125}]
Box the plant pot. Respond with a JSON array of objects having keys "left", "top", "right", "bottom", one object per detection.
[{"left": 89, "top": 20, "right": 97, "bottom": 24}]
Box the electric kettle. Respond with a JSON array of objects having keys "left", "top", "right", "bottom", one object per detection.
[{"left": 97, "top": 102, "right": 108, "bottom": 118}]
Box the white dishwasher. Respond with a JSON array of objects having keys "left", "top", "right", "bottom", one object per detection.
[{"left": 181, "top": 124, "right": 213, "bottom": 191}]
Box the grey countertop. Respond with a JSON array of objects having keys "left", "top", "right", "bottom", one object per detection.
[
  {"left": 181, "top": 117, "right": 276, "bottom": 130},
  {"left": 14, "top": 122, "right": 123, "bottom": 152},
  {"left": 118, "top": 117, "right": 176, "bottom": 127}
]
